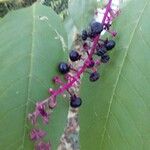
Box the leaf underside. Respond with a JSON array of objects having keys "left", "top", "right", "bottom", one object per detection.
[
  {"left": 0, "top": 3, "right": 68, "bottom": 150},
  {"left": 68, "top": 0, "right": 97, "bottom": 31},
  {"left": 80, "top": 0, "right": 150, "bottom": 150}
]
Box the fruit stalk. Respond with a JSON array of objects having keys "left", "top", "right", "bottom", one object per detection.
[
  {"left": 28, "top": 0, "right": 116, "bottom": 149},
  {"left": 47, "top": 0, "right": 113, "bottom": 100}
]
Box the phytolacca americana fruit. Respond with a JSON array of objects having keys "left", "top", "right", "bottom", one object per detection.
[
  {"left": 89, "top": 72, "right": 100, "bottom": 82},
  {"left": 90, "top": 22, "right": 103, "bottom": 37},
  {"left": 101, "top": 54, "right": 110, "bottom": 63},
  {"left": 96, "top": 45, "right": 107, "bottom": 56},
  {"left": 70, "top": 95, "right": 82, "bottom": 108},
  {"left": 69, "top": 50, "right": 81, "bottom": 62},
  {"left": 58, "top": 62, "right": 70, "bottom": 74},
  {"left": 105, "top": 40, "right": 116, "bottom": 50}
]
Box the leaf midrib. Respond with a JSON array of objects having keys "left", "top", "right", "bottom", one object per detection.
[
  {"left": 100, "top": 0, "right": 150, "bottom": 147},
  {"left": 21, "top": 4, "right": 35, "bottom": 149}
]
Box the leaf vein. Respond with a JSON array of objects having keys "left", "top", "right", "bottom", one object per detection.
[{"left": 21, "top": 5, "right": 35, "bottom": 149}]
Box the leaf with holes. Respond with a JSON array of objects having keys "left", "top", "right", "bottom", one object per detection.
[
  {"left": 68, "top": 0, "right": 97, "bottom": 31},
  {"left": 80, "top": 0, "right": 150, "bottom": 149},
  {"left": 0, "top": 3, "right": 68, "bottom": 150}
]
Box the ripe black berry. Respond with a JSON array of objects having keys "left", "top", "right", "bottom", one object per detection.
[
  {"left": 70, "top": 95, "right": 82, "bottom": 108},
  {"left": 90, "top": 22, "right": 103, "bottom": 37},
  {"left": 58, "top": 62, "right": 70, "bottom": 74},
  {"left": 82, "top": 30, "right": 88, "bottom": 41},
  {"left": 69, "top": 50, "right": 81, "bottom": 62},
  {"left": 96, "top": 46, "right": 107, "bottom": 56},
  {"left": 87, "top": 60, "right": 95, "bottom": 68},
  {"left": 89, "top": 72, "right": 100, "bottom": 82},
  {"left": 101, "top": 55, "right": 110, "bottom": 63},
  {"left": 105, "top": 40, "right": 116, "bottom": 50}
]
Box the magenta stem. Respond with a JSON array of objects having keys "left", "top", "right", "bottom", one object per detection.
[{"left": 102, "top": 0, "right": 112, "bottom": 24}]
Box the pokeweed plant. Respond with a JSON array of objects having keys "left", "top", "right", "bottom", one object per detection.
[
  {"left": 0, "top": 0, "right": 150, "bottom": 150},
  {"left": 28, "top": 0, "right": 119, "bottom": 149}
]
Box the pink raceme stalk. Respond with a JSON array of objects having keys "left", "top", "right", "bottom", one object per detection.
[{"left": 28, "top": 0, "right": 119, "bottom": 149}]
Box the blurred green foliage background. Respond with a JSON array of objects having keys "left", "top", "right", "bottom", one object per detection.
[{"left": 0, "top": 0, "right": 69, "bottom": 18}]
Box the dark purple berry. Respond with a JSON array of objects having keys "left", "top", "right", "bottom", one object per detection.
[
  {"left": 69, "top": 50, "right": 81, "bottom": 62},
  {"left": 70, "top": 95, "right": 82, "bottom": 108},
  {"left": 105, "top": 40, "right": 116, "bottom": 50},
  {"left": 58, "top": 62, "right": 70, "bottom": 74},
  {"left": 89, "top": 72, "right": 100, "bottom": 82},
  {"left": 87, "top": 60, "right": 95, "bottom": 68},
  {"left": 101, "top": 54, "right": 110, "bottom": 63},
  {"left": 90, "top": 22, "right": 103, "bottom": 37},
  {"left": 82, "top": 30, "right": 88, "bottom": 40},
  {"left": 96, "top": 46, "right": 107, "bottom": 56}
]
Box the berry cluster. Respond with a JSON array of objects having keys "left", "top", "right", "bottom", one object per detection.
[
  {"left": 28, "top": 0, "right": 119, "bottom": 149},
  {"left": 57, "top": 22, "right": 116, "bottom": 108},
  {"left": 96, "top": 39, "right": 115, "bottom": 63}
]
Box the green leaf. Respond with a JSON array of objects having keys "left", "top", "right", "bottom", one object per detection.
[
  {"left": 0, "top": 3, "right": 68, "bottom": 150},
  {"left": 80, "top": 0, "right": 150, "bottom": 149},
  {"left": 63, "top": 15, "right": 78, "bottom": 49},
  {"left": 68, "top": 0, "right": 97, "bottom": 31}
]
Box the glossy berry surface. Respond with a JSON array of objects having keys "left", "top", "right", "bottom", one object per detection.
[
  {"left": 58, "top": 62, "right": 70, "bottom": 74},
  {"left": 82, "top": 30, "right": 88, "bottom": 40},
  {"left": 70, "top": 96, "right": 82, "bottom": 108},
  {"left": 90, "top": 22, "right": 103, "bottom": 36},
  {"left": 101, "top": 54, "right": 110, "bottom": 63},
  {"left": 89, "top": 72, "right": 100, "bottom": 82},
  {"left": 69, "top": 50, "right": 81, "bottom": 62},
  {"left": 96, "top": 46, "right": 107, "bottom": 56},
  {"left": 105, "top": 40, "right": 116, "bottom": 50}
]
